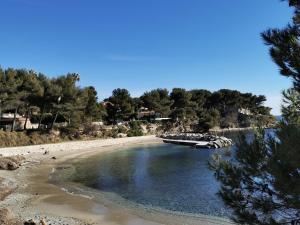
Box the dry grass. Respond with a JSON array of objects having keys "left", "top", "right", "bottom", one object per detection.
[{"left": 0, "top": 131, "right": 63, "bottom": 148}]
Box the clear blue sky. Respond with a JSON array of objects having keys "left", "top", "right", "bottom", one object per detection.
[{"left": 0, "top": 0, "right": 294, "bottom": 115}]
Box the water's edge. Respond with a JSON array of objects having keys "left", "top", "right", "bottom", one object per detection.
[{"left": 48, "top": 143, "right": 235, "bottom": 224}]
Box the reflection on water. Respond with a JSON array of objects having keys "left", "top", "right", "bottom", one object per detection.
[{"left": 60, "top": 144, "right": 234, "bottom": 217}]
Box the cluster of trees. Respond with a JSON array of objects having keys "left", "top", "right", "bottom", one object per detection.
[
  {"left": 0, "top": 69, "right": 105, "bottom": 131},
  {"left": 105, "top": 88, "right": 273, "bottom": 130},
  {"left": 211, "top": 1, "right": 300, "bottom": 224},
  {"left": 0, "top": 67, "right": 273, "bottom": 133}
]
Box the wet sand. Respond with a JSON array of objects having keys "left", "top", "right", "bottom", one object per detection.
[{"left": 0, "top": 136, "right": 235, "bottom": 225}]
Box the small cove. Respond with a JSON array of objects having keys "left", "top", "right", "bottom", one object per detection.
[{"left": 49, "top": 142, "right": 237, "bottom": 220}]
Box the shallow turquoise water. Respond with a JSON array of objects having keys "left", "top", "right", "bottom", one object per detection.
[{"left": 58, "top": 143, "right": 233, "bottom": 217}]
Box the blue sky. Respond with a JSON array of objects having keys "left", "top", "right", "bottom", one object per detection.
[{"left": 0, "top": 0, "right": 294, "bottom": 115}]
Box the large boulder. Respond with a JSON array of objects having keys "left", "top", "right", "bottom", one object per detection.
[
  {"left": 0, "top": 156, "right": 25, "bottom": 170},
  {"left": 213, "top": 140, "right": 223, "bottom": 148}
]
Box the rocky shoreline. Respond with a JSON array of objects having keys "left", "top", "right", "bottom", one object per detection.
[
  {"left": 160, "top": 133, "right": 233, "bottom": 148},
  {"left": 0, "top": 156, "right": 53, "bottom": 225}
]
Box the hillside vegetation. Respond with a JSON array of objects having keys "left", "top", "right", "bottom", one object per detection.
[{"left": 0, "top": 67, "right": 275, "bottom": 147}]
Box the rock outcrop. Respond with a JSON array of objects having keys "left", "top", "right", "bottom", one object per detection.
[
  {"left": 160, "top": 133, "right": 233, "bottom": 149},
  {"left": 0, "top": 156, "right": 25, "bottom": 170}
]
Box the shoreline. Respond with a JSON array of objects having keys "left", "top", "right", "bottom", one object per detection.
[
  {"left": 0, "top": 135, "right": 159, "bottom": 157},
  {"left": 0, "top": 136, "right": 234, "bottom": 225}
]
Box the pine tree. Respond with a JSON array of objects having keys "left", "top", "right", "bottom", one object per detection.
[
  {"left": 282, "top": 88, "right": 300, "bottom": 124},
  {"left": 210, "top": 1, "right": 300, "bottom": 224},
  {"left": 262, "top": 1, "right": 300, "bottom": 90},
  {"left": 106, "top": 88, "right": 134, "bottom": 123}
]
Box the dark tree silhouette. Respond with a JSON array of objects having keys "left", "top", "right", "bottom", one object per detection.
[{"left": 210, "top": 1, "right": 300, "bottom": 224}]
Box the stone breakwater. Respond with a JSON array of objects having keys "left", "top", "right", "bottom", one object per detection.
[{"left": 160, "top": 133, "right": 233, "bottom": 149}]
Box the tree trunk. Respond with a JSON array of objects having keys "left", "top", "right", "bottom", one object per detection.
[
  {"left": 11, "top": 107, "right": 18, "bottom": 132},
  {"left": 24, "top": 110, "right": 29, "bottom": 130},
  {"left": 38, "top": 106, "right": 45, "bottom": 130},
  {"left": 0, "top": 104, "right": 2, "bottom": 125},
  {"left": 50, "top": 112, "right": 59, "bottom": 130}
]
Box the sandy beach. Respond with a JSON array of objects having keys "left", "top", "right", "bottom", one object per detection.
[{"left": 0, "top": 136, "right": 234, "bottom": 225}]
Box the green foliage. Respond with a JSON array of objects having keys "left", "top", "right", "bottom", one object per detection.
[
  {"left": 208, "top": 89, "right": 267, "bottom": 117},
  {"left": 211, "top": 127, "right": 300, "bottom": 224},
  {"left": 0, "top": 66, "right": 272, "bottom": 134},
  {"left": 59, "top": 125, "right": 81, "bottom": 139},
  {"left": 127, "top": 121, "right": 143, "bottom": 137},
  {"left": 220, "top": 111, "right": 238, "bottom": 128},
  {"left": 140, "top": 88, "right": 171, "bottom": 117},
  {"left": 198, "top": 108, "right": 221, "bottom": 131},
  {"left": 210, "top": 1, "right": 300, "bottom": 224},
  {"left": 0, "top": 69, "right": 105, "bottom": 132},
  {"left": 105, "top": 88, "right": 134, "bottom": 123},
  {"left": 262, "top": 0, "right": 300, "bottom": 91},
  {"left": 170, "top": 88, "right": 197, "bottom": 123},
  {"left": 109, "top": 125, "right": 128, "bottom": 138},
  {"left": 282, "top": 88, "right": 300, "bottom": 124},
  {"left": 190, "top": 89, "right": 211, "bottom": 108}
]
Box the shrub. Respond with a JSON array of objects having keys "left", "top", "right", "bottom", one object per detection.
[
  {"left": 198, "top": 108, "right": 220, "bottom": 132},
  {"left": 82, "top": 123, "right": 99, "bottom": 136},
  {"left": 116, "top": 125, "right": 127, "bottom": 134},
  {"left": 127, "top": 129, "right": 143, "bottom": 137},
  {"left": 59, "top": 126, "right": 81, "bottom": 139},
  {"left": 127, "top": 121, "right": 143, "bottom": 137}
]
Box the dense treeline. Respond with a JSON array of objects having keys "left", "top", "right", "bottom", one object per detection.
[
  {"left": 104, "top": 87, "right": 273, "bottom": 131},
  {"left": 145, "top": 88, "right": 272, "bottom": 129},
  {"left": 0, "top": 67, "right": 274, "bottom": 134},
  {"left": 0, "top": 68, "right": 105, "bottom": 132}
]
